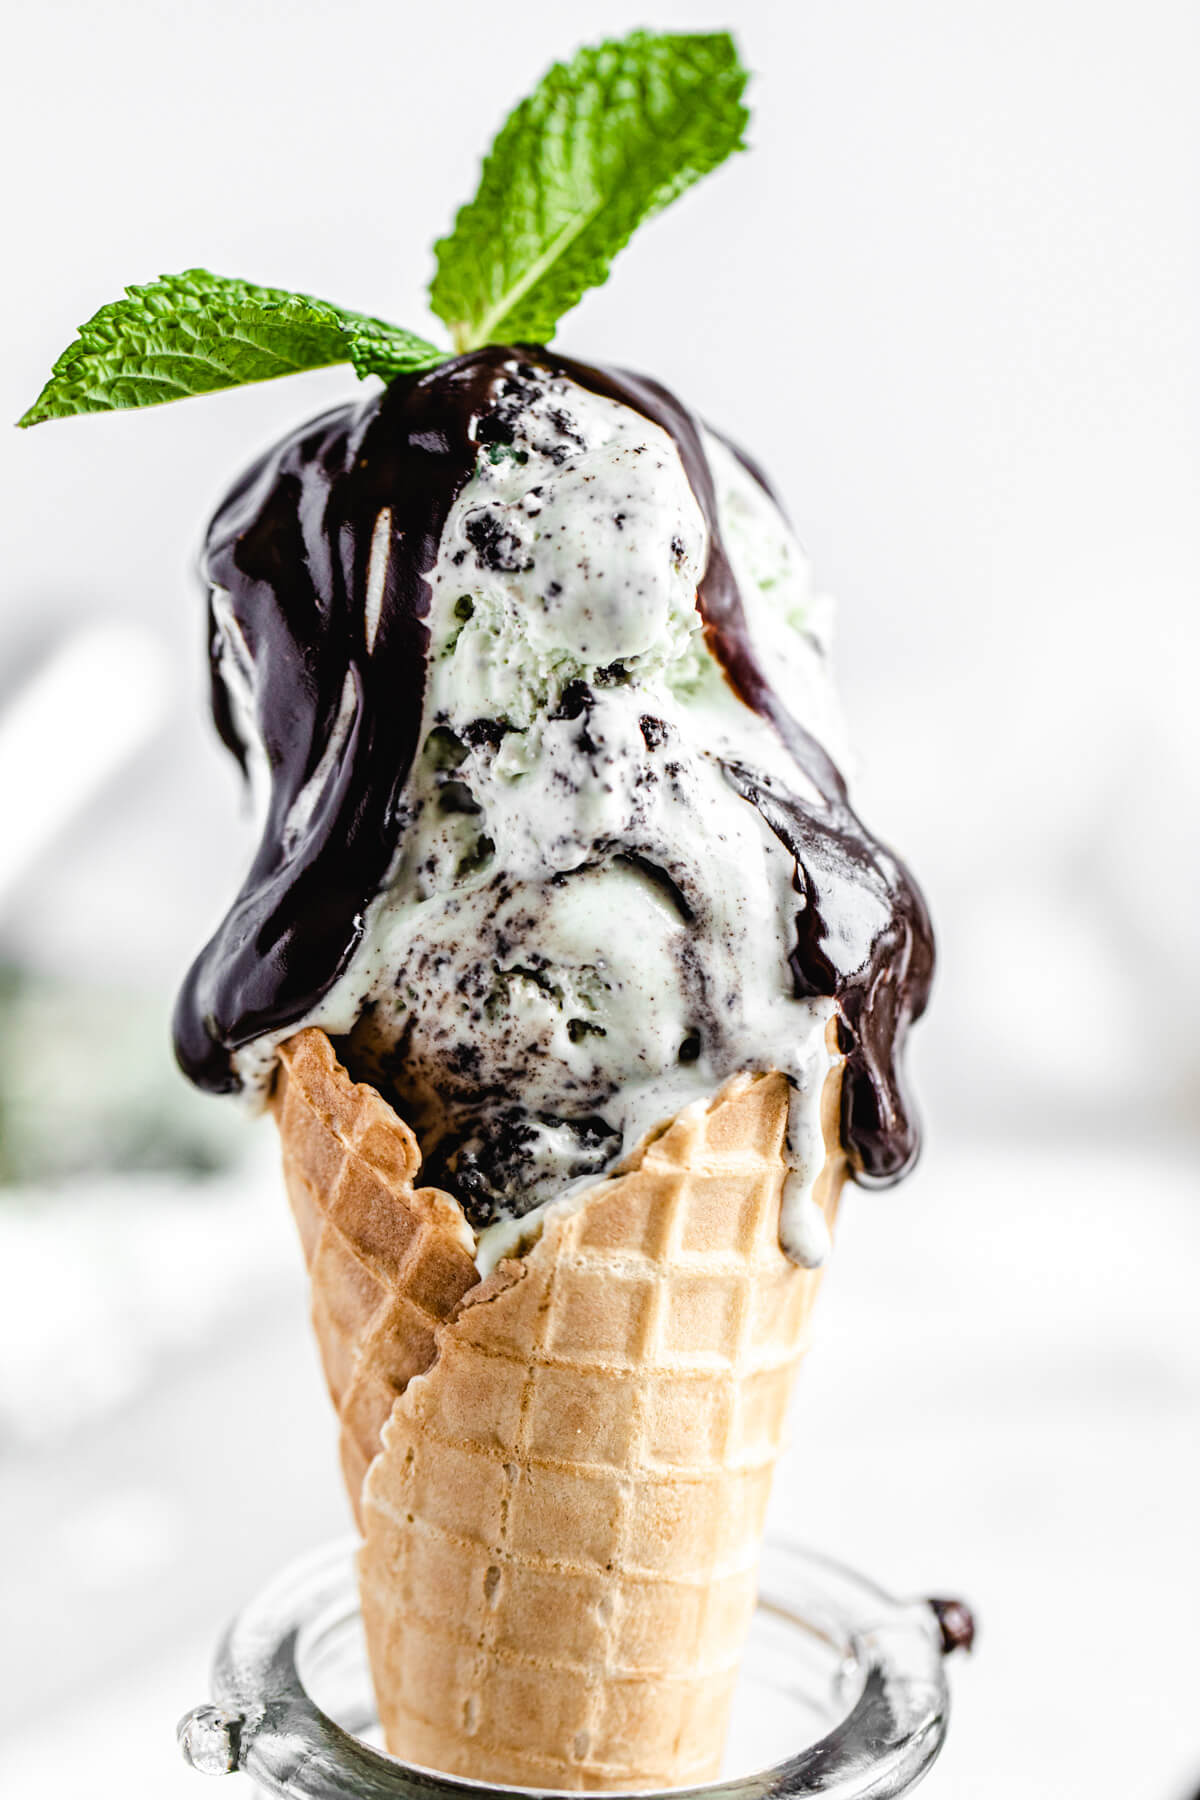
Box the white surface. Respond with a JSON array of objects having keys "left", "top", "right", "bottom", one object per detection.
[
  {"left": 784, "top": 1134, "right": 1200, "bottom": 1797},
  {"left": 0, "top": 1143, "right": 282, "bottom": 1442}
]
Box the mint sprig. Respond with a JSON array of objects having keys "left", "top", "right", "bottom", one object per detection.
[
  {"left": 18, "top": 272, "right": 444, "bottom": 427},
  {"left": 431, "top": 31, "right": 748, "bottom": 352},
  {"left": 19, "top": 29, "right": 750, "bottom": 428}
]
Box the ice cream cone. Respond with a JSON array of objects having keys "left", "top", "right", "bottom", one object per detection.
[
  {"left": 274, "top": 1025, "right": 846, "bottom": 1788},
  {"left": 273, "top": 1029, "right": 479, "bottom": 1522}
]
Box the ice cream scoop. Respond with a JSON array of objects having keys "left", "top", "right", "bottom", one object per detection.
[{"left": 174, "top": 349, "right": 933, "bottom": 1264}]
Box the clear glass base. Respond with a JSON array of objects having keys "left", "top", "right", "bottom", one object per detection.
[{"left": 179, "top": 1538, "right": 968, "bottom": 1798}]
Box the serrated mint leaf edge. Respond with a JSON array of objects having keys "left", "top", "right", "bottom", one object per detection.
[
  {"left": 18, "top": 271, "right": 448, "bottom": 427},
  {"left": 430, "top": 29, "right": 750, "bottom": 352}
]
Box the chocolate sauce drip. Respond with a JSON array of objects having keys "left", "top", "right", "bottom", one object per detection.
[
  {"left": 549, "top": 352, "right": 933, "bottom": 1184},
  {"left": 927, "top": 1596, "right": 977, "bottom": 1656},
  {"left": 174, "top": 357, "right": 505, "bottom": 1090},
  {"left": 174, "top": 346, "right": 933, "bottom": 1189}
]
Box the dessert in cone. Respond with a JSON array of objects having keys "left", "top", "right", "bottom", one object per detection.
[
  {"left": 24, "top": 30, "right": 939, "bottom": 1799},
  {"left": 275, "top": 1024, "right": 847, "bottom": 1788},
  {"left": 187, "top": 334, "right": 932, "bottom": 1788},
  {"left": 201, "top": 333, "right": 934, "bottom": 1785}
]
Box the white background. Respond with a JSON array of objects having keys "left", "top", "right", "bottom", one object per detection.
[{"left": 1, "top": 2, "right": 1198, "bottom": 1796}]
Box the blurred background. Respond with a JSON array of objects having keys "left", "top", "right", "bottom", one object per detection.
[{"left": 1, "top": 1, "right": 1197, "bottom": 1794}]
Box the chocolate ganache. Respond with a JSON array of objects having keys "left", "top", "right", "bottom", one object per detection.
[{"left": 174, "top": 346, "right": 934, "bottom": 1191}]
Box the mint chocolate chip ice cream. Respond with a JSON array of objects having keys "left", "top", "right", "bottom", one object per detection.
[{"left": 175, "top": 349, "right": 933, "bottom": 1265}]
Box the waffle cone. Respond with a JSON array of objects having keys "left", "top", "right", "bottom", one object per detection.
[
  {"left": 273, "top": 1029, "right": 479, "bottom": 1521},
  {"left": 274, "top": 1026, "right": 846, "bottom": 1789}
]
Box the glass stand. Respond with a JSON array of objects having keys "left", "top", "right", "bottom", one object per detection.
[{"left": 179, "top": 1538, "right": 972, "bottom": 1798}]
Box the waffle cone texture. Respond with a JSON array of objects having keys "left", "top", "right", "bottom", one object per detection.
[{"left": 274, "top": 1027, "right": 846, "bottom": 1789}]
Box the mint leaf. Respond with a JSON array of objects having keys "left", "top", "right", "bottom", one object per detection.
[
  {"left": 429, "top": 30, "right": 749, "bottom": 352},
  {"left": 18, "top": 271, "right": 446, "bottom": 426}
]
